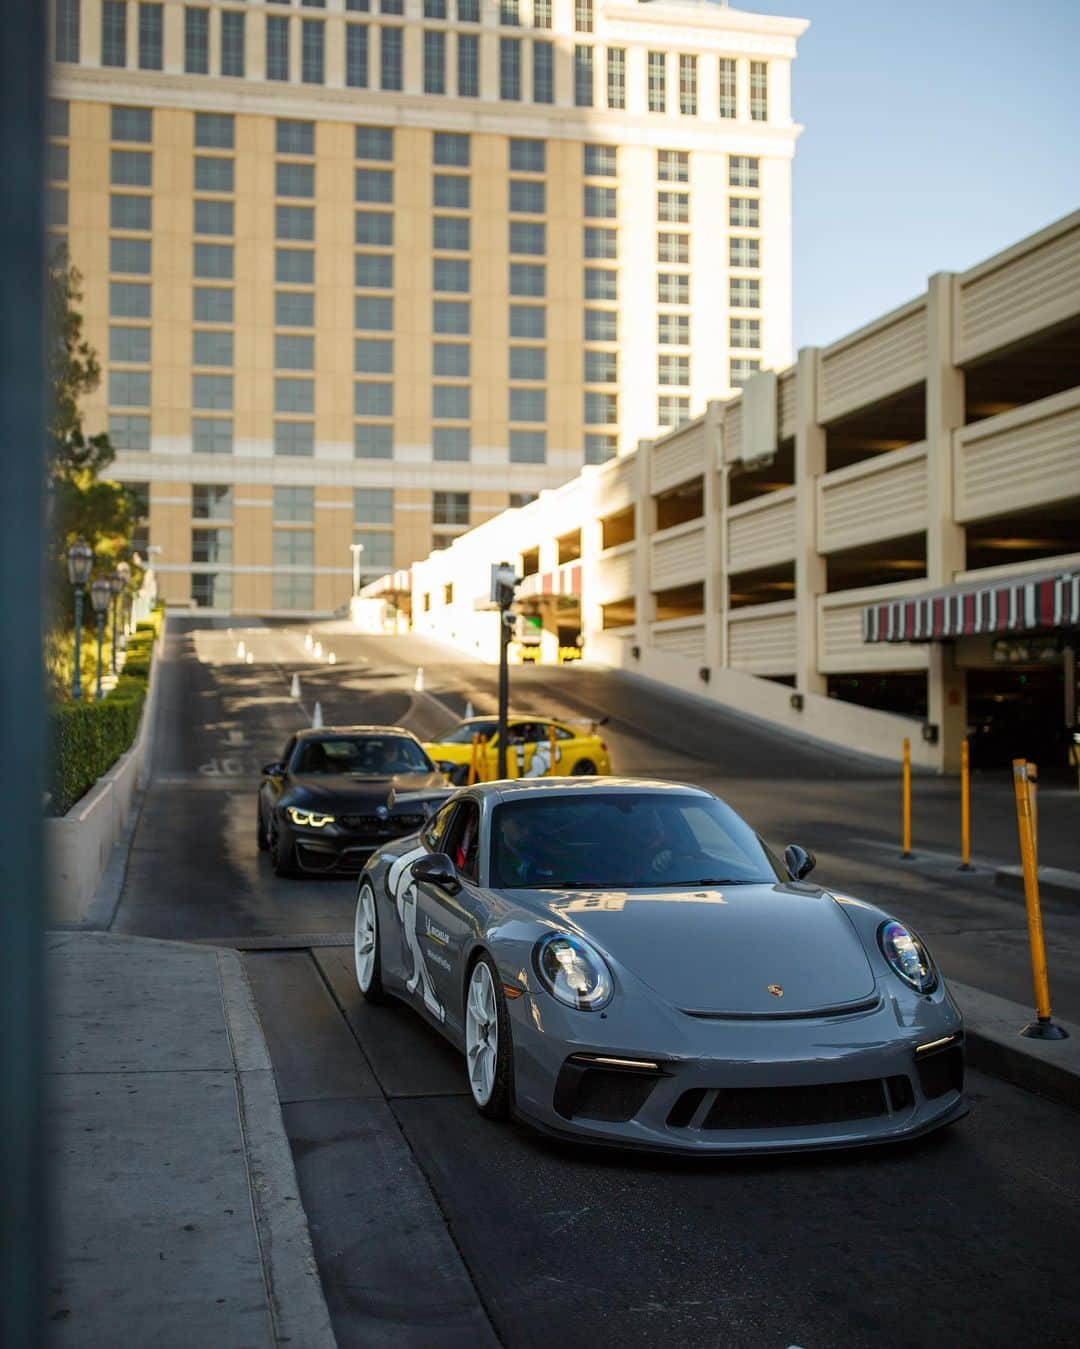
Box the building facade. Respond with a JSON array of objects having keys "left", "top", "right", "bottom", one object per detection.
[
  {"left": 405, "top": 213, "right": 1080, "bottom": 774},
  {"left": 49, "top": 0, "right": 806, "bottom": 611}
]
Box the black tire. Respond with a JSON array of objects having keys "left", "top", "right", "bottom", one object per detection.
[
  {"left": 571, "top": 758, "right": 597, "bottom": 776},
  {"left": 354, "top": 879, "right": 389, "bottom": 1004},
  {"left": 465, "top": 953, "right": 515, "bottom": 1121},
  {"left": 270, "top": 821, "right": 296, "bottom": 877},
  {"left": 257, "top": 800, "right": 269, "bottom": 852}
]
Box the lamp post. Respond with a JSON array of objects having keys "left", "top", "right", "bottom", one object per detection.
[
  {"left": 109, "top": 570, "right": 125, "bottom": 673},
  {"left": 90, "top": 577, "right": 112, "bottom": 700},
  {"left": 349, "top": 542, "right": 365, "bottom": 598},
  {"left": 115, "top": 561, "right": 131, "bottom": 641},
  {"left": 66, "top": 537, "right": 94, "bottom": 701}
]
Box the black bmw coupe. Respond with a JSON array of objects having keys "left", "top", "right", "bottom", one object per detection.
[{"left": 257, "top": 725, "right": 452, "bottom": 876}]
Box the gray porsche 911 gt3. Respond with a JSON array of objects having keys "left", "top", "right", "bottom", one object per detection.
[{"left": 353, "top": 778, "right": 966, "bottom": 1154}]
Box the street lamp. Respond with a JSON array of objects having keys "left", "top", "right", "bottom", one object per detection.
[
  {"left": 349, "top": 542, "right": 365, "bottom": 598},
  {"left": 109, "top": 570, "right": 125, "bottom": 674},
  {"left": 90, "top": 577, "right": 112, "bottom": 700},
  {"left": 66, "top": 537, "right": 94, "bottom": 701},
  {"left": 115, "top": 561, "right": 132, "bottom": 639}
]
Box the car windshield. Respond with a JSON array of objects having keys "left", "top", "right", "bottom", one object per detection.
[
  {"left": 490, "top": 793, "right": 781, "bottom": 890},
  {"left": 292, "top": 735, "right": 434, "bottom": 776},
  {"left": 439, "top": 720, "right": 499, "bottom": 745}
]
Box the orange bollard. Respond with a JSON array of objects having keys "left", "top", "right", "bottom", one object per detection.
[
  {"left": 467, "top": 733, "right": 479, "bottom": 785},
  {"left": 549, "top": 725, "right": 557, "bottom": 776},
  {"left": 477, "top": 735, "right": 488, "bottom": 783},
  {"left": 1012, "top": 760, "right": 1066, "bottom": 1039},
  {"left": 958, "top": 738, "right": 973, "bottom": 871},
  {"left": 900, "top": 737, "right": 913, "bottom": 858}
]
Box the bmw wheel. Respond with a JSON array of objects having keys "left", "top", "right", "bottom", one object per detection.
[
  {"left": 256, "top": 800, "right": 269, "bottom": 852},
  {"left": 270, "top": 821, "right": 295, "bottom": 877},
  {"left": 464, "top": 955, "right": 513, "bottom": 1120},
  {"left": 354, "top": 879, "right": 387, "bottom": 1004}
]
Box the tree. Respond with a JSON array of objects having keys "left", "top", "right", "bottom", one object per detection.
[{"left": 47, "top": 242, "right": 114, "bottom": 481}]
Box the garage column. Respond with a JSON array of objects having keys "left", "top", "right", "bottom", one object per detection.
[
  {"left": 634, "top": 440, "right": 656, "bottom": 648},
  {"left": 793, "top": 347, "right": 826, "bottom": 695},
  {"left": 703, "top": 400, "right": 725, "bottom": 673},
  {"left": 926, "top": 273, "right": 967, "bottom": 772},
  {"left": 579, "top": 489, "right": 604, "bottom": 661}
]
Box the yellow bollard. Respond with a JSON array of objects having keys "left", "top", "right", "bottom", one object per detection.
[
  {"left": 548, "top": 725, "right": 557, "bottom": 776},
  {"left": 900, "top": 737, "right": 913, "bottom": 858},
  {"left": 477, "top": 735, "right": 488, "bottom": 783},
  {"left": 1012, "top": 760, "right": 1067, "bottom": 1040},
  {"left": 958, "top": 738, "right": 973, "bottom": 871}
]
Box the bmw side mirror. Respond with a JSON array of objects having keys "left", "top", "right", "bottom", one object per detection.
[
  {"left": 784, "top": 844, "right": 816, "bottom": 881},
  {"left": 262, "top": 762, "right": 283, "bottom": 776},
  {"left": 412, "top": 852, "right": 461, "bottom": 893}
]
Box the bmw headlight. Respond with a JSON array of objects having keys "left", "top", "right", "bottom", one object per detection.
[
  {"left": 878, "top": 920, "right": 937, "bottom": 993},
  {"left": 286, "top": 806, "right": 335, "bottom": 828},
  {"left": 533, "top": 933, "right": 613, "bottom": 1011}
]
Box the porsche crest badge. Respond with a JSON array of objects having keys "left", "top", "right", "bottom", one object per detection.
[{"left": 767, "top": 984, "right": 784, "bottom": 998}]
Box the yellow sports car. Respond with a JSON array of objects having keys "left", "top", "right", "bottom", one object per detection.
[{"left": 425, "top": 715, "right": 611, "bottom": 784}]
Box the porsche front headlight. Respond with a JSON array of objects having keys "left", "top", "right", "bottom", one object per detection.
[
  {"left": 878, "top": 920, "right": 937, "bottom": 994},
  {"left": 286, "top": 806, "right": 335, "bottom": 828},
  {"left": 533, "top": 933, "right": 613, "bottom": 1011}
]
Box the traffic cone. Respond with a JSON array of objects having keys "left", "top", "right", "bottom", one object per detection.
[
  {"left": 245, "top": 651, "right": 254, "bottom": 665},
  {"left": 464, "top": 700, "right": 474, "bottom": 718},
  {"left": 290, "top": 673, "right": 300, "bottom": 698},
  {"left": 237, "top": 639, "right": 246, "bottom": 659},
  {"left": 312, "top": 701, "right": 323, "bottom": 728},
  {"left": 414, "top": 666, "right": 425, "bottom": 692},
  {"left": 328, "top": 652, "right": 337, "bottom": 666},
  {"left": 304, "top": 632, "right": 313, "bottom": 651},
  {"left": 314, "top": 641, "right": 323, "bottom": 660}
]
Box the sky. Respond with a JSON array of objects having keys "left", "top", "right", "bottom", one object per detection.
[{"left": 736, "top": 0, "right": 1080, "bottom": 349}]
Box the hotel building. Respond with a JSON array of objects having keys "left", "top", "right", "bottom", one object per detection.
[{"left": 48, "top": 0, "right": 806, "bottom": 610}]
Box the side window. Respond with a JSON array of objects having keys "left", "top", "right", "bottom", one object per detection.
[
  {"left": 516, "top": 721, "right": 547, "bottom": 744},
  {"left": 552, "top": 724, "right": 575, "bottom": 741},
  {"left": 444, "top": 800, "right": 480, "bottom": 882},
  {"left": 422, "top": 801, "right": 456, "bottom": 852}
]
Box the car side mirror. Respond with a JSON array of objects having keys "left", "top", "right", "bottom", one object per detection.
[
  {"left": 262, "top": 762, "right": 283, "bottom": 777},
  {"left": 784, "top": 844, "right": 816, "bottom": 881},
  {"left": 412, "top": 852, "right": 461, "bottom": 893}
]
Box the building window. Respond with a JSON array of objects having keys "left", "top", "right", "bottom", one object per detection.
[
  {"left": 574, "top": 45, "right": 594, "bottom": 107},
  {"left": 192, "top": 484, "right": 233, "bottom": 519},
  {"left": 434, "top": 343, "right": 470, "bottom": 377},
  {"left": 192, "top": 329, "right": 232, "bottom": 367},
  {"left": 750, "top": 61, "right": 768, "bottom": 121},
  {"left": 510, "top": 179, "right": 545, "bottom": 214},
  {"left": 510, "top": 138, "right": 544, "bottom": 173},
  {"left": 354, "top": 337, "right": 393, "bottom": 372},
  {"left": 458, "top": 32, "right": 479, "bottom": 96},
  {"left": 658, "top": 273, "right": 689, "bottom": 306},
  {"left": 267, "top": 16, "right": 290, "bottom": 80},
  {"left": 381, "top": 0, "right": 404, "bottom": 13},
  {"left": 48, "top": 189, "right": 69, "bottom": 229},
  {"left": 275, "top": 334, "right": 315, "bottom": 370},
  {"left": 194, "top": 200, "right": 234, "bottom": 236},
  {"left": 423, "top": 30, "right": 446, "bottom": 94},
  {"left": 584, "top": 434, "right": 616, "bottom": 465},
  {"left": 434, "top": 258, "right": 470, "bottom": 292},
  {"left": 500, "top": 37, "right": 521, "bottom": 100},
  {"left": 276, "top": 205, "right": 314, "bottom": 240},
  {"left": 584, "top": 145, "right": 616, "bottom": 177},
  {"left": 274, "top": 487, "right": 315, "bottom": 523},
  {"left": 584, "top": 185, "right": 616, "bottom": 219},
  {"left": 509, "top": 263, "right": 545, "bottom": 297},
  {"left": 509, "top": 305, "right": 545, "bottom": 339},
  {"left": 112, "top": 281, "right": 152, "bottom": 319},
  {"left": 657, "top": 191, "right": 689, "bottom": 224},
  {"left": 381, "top": 26, "right": 403, "bottom": 90},
  {"left": 433, "top": 427, "right": 470, "bottom": 462},
  {"left": 658, "top": 314, "right": 690, "bottom": 346},
  {"left": 584, "top": 350, "right": 617, "bottom": 384},
  {"left": 510, "top": 430, "right": 545, "bottom": 463},
  {"left": 509, "top": 492, "right": 537, "bottom": 507},
  {"left": 607, "top": 48, "right": 626, "bottom": 109},
  {"left": 433, "top": 301, "right": 470, "bottom": 334},
  {"left": 509, "top": 387, "right": 545, "bottom": 422},
  {"left": 533, "top": 0, "right": 551, "bottom": 28},
  {"left": 533, "top": 40, "right": 553, "bottom": 104},
  {"left": 730, "top": 278, "right": 761, "bottom": 309},
  {"left": 111, "top": 149, "right": 151, "bottom": 187},
  {"left": 352, "top": 532, "right": 394, "bottom": 570},
  {"left": 278, "top": 120, "right": 315, "bottom": 156},
  {"left": 138, "top": 3, "right": 163, "bottom": 69},
  {"left": 356, "top": 126, "right": 393, "bottom": 161},
  {"left": 509, "top": 222, "right": 545, "bottom": 256},
  {"left": 274, "top": 421, "right": 315, "bottom": 456},
  {"left": 679, "top": 54, "right": 698, "bottom": 115},
  {"left": 509, "top": 346, "right": 545, "bottom": 381},
  {"left": 273, "top": 529, "right": 314, "bottom": 567},
  {"left": 346, "top": 24, "right": 369, "bottom": 87},
  {"left": 196, "top": 113, "right": 234, "bottom": 149},
  {"left": 55, "top": 0, "right": 81, "bottom": 63},
  {"left": 221, "top": 10, "right": 244, "bottom": 76},
  {"left": 194, "top": 242, "right": 234, "bottom": 279},
  {"left": 274, "top": 377, "right": 314, "bottom": 414},
  {"left": 355, "top": 253, "right": 393, "bottom": 288},
  {"left": 658, "top": 396, "right": 690, "bottom": 428},
  {"left": 111, "top": 195, "right": 152, "bottom": 231},
  {"left": 575, "top": 0, "right": 593, "bottom": 32},
  {"left": 191, "top": 419, "right": 233, "bottom": 455},
  {"left": 192, "top": 373, "right": 233, "bottom": 409},
  {"left": 47, "top": 98, "right": 70, "bottom": 138},
  {"left": 433, "top": 385, "right": 470, "bottom": 420},
  {"left": 433, "top": 216, "right": 470, "bottom": 251},
  {"left": 584, "top": 227, "right": 616, "bottom": 259},
  {"left": 584, "top": 268, "right": 616, "bottom": 301},
  {"left": 730, "top": 236, "right": 760, "bottom": 269},
  {"left": 729, "top": 197, "right": 760, "bottom": 229},
  {"left": 110, "top": 326, "right": 152, "bottom": 363},
  {"left": 433, "top": 491, "right": 469, "bottom": 526},
  {"left": 499, "top": 0, "right": 519, "bottom": 24},
  {"left": 355, "top": 382, "right": 393, "bottom": 416},
  {"left": 192, "top": 526, "right": 232, "bottom": 563},
  {"left": 647, "top": 51, "right": 666, "bottom": 112},
  {"left": 729, "top": 155, "right": 760, "bottom": 188},
  {"left": 719, "top": 57, "right": 736, "bottom": 119},
  {"left": 355, "top": 204, "right": 391, "bottom": 240},
  {"left": 658, "top": 149, "right": 689, "bottom": 183},
  {"left": 109, "top": 416, "right": 151, "bottom": 452},
  {"left": 584, "top": 392, "right": 617, "bottom": 425},
  {"left": 192, "top": 574, "right": 233, "bottom": 609},
  {"left": 434, "top": 132, "right": 470, "bottom": 167},
  {"left": 730, "top": 358, "right": 761, "bottom": 388},
  {"left": 49, "top": 145, "right": 70, "bottom": 182},
  {"left": 277, "top": 161, "right": 315, "bottom": 198},
  {"left": 658, "top": 354, "right": 690, "bottom": 386},
  {"left": 423, "top": 0, "right": 447, "bottom": 17},
  {"left": 271, "top": 574, "right": 314, "bottom": 611},
  {"left": 184, "top": 7, "right": 209, "bottom": 74},
  {"left": 302, "top": 19, "right": 325, "bottom": 83},
  {"left": 102, "top": 1, "right": 127, "bottom": 67},
  {"left": 277, "top": 291, "right": 316, "bottom": 327},
  {"left": 196, "top": 156, "right": 236, "bottom": 193},
  {"left": 433, "top": 174, "right": 469, "bottom": 210},
  {"left": 355, "top": 424, "right": 393, "bottom": 459},
  {"left": 110, "top": 238, "right": 152, "bottom": 275},
  {"left": 355, "top": 168, "right": 392, "bottom": 203},
  {"left": 657, "top": 232, "right": 689, "bottom": 266},
  {"left": 275, "top": 247, "right": 314, "bottom": 283},
  {"left": 730, "top": 318, "right": 761, "bottom": 348}
]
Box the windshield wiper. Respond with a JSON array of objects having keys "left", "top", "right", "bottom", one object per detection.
[{"left": 693, "top": 878, "right": 763, "bottom": 886}]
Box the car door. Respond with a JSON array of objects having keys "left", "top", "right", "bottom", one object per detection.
[
  {"left": 414, "top": 798, "right": 483, "bottom": 1040},
  {"left": 382, "top": 799, "right": 454, "bottom": 997}
]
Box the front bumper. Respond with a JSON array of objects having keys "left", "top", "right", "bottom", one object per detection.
[
  {"left": 507, "top": 991, "right": 965, "bottom": 1155},
  {"left": 285, "top": 819, "right": 425, "bottom": 874}
]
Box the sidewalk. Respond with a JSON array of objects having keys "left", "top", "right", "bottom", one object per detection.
[{"left": 44, "top": 932, "right": 335, "bottom": 1349}]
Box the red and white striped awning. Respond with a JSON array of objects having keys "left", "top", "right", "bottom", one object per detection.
[
  {"left": 862, "top": 567, "right": 1080, "bottom": 643},
  {"left": 517, "top": 562, "right": 583, "bottom": 600}
]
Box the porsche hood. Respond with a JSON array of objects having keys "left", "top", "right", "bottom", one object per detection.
[{"left": 529, "top": 883, "right": 878, "bottom": 1017}]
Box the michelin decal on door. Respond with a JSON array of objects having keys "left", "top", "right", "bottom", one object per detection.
[{"left": 387, "top": 847, "right": 446, "bottom": 1023}]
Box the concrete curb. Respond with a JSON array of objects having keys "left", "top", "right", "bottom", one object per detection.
[
  {"left": 217, "top": 948, "right": 338, "bottom": 1349},
  {"left": 994, "top": 864, "right": 1080, "bottom": 904},
  {"left": 952, "top": 980, "right": 1080, "bottom": 1111}
]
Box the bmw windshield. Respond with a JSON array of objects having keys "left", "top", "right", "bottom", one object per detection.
[
  {"left": 490, "top": 793, "right": 782, "bottom": 889},
  {"left": 291, "top": 735, "right": 434, "bottom": 776}
]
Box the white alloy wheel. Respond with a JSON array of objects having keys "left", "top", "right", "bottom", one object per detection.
[
  {"left": 465, "top": 960, "right": 499, "bottom": 1108},
  {"left": 354, "top": 883, "right": 378, "bottom": 993}
]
